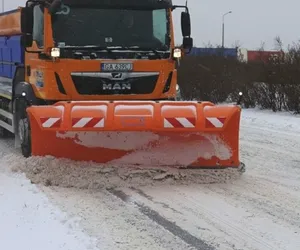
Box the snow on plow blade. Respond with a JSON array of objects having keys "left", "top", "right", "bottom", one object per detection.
[{"left": 26, "top": 101, "right": 241, "bottom": 168}]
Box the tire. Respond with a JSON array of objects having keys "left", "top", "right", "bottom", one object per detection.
[
  {"left": 237, "top": 162, "right": 246, "bottom": 174},
  {"left": 0, "top": 127, "right": 11, "bottom": 138},
  {"left": 0, "top": 127, "right": 5, "bottom": 138},
  {"left": 15, "top": 98, "right": 31, "bottom": 158}
]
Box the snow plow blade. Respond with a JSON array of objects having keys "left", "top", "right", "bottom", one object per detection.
[{"left": 26, "top": 101, "right": 242, "bottom": 169}]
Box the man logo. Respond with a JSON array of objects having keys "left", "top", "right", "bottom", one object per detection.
[
  {"left": 103, "top": 83, "right": 131, "bottom": 90},
  {"left": 111, "top": 73, "right": 122, "bottom": 79}
]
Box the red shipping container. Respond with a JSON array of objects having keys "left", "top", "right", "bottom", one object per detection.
[{"left": 247, "top": 50, "right": 284, "bottom": 63}]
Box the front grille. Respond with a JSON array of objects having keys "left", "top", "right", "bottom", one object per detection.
[{"left": 71, "top": 72, "right": 159, "bottom": 95}]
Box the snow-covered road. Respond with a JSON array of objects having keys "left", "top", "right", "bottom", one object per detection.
[{"left": 0, "top": 108, "right": 299, "bottom": 250}]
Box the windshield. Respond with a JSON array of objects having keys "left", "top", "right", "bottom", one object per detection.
[
  {"left": 51, "top": 5, "right": 170, "bottom": 50},
  {"left": 32, "top": 5, "right": 44, "bottom": 47}
]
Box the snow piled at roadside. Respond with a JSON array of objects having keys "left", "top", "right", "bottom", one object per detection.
[
  {"left": 10, "top": 106, "right": 299, "bottom": 191},
  {"left": 5, "top": 107, "right": 299, "bottom": 192},
  {"left": 10, "top": 155, "right": 242, "bottom": 189},
  {"left": 0, "top": 154, "right": 100, "bottom": 250}
]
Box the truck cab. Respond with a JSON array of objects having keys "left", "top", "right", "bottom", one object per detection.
[{"left": 20, "top": 0, "right": 192, "bottom": 102}]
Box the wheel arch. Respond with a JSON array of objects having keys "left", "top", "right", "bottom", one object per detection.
[{"left": 12, "top": 66, "right": 37, "bottom": 104}]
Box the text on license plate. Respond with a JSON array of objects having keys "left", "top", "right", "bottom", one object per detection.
[{"left": 101, "top": 63, "right": 133, "bottom": 72}]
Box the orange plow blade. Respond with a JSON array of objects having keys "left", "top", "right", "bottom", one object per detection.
[{"left": 26, "top": 101, "right": 242, "bottom": 169}]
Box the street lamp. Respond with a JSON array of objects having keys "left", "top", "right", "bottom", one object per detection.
[{"left": 222, "top": 11, "right": 232, "bottom": 48}]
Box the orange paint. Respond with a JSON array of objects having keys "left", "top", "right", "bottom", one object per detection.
[
  {"left": 27, "top": 101, "right": 241, "bottom": 168},
  {"left": 0, "top": 8, "right": 22, "bottom": 36}
]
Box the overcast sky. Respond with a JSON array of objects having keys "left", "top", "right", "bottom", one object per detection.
[{"left": 6, "top": 0, "right": 300, "bottom": 50}]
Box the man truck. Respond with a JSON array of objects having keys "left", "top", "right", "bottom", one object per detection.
[{"left": 0, "top": 0, "right": 244, "bottom": 171}]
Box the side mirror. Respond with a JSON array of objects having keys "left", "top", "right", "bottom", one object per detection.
[
  {"left": 48, "top": 0, "right": 62, "bottom": 15},
  {"left": 21, "top": 7, "right": 33, "bottom": 34},
  {"left": 181, "top": 12, "right": 191, "bottom": 37},
  {"left": 182, "top": 37, "right": 193, "bottom": 50},
  {"left": 21, "top": 34, "right": 33, "bottom": 48}
]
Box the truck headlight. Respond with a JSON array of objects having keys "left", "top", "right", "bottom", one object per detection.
[
  {"left": 176, "top": 84, "right": 179, "bottom": 91},
  {"left": 51, "top": 47, "right": 60, "bottom": 58},
  {"left": 173, "top": 48, "right": 182, "bottom": 58}
]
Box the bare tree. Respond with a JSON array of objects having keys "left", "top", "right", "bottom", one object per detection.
[
  {"left": 177, "top": 36, "right": 300, "bottom": 113},
  {"left": 232, "top": 40, "right": 242, "bottom": 49},
  {"left": 274, "top": 36, "right": 283, "bottom": 51}
]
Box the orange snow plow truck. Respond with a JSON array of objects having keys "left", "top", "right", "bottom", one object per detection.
[{"left": 0, "top": 0, "right": 245, "bottom": 171}]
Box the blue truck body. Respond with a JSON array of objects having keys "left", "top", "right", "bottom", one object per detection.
[
  {"left": 0, "top": 35, "right": 24, "bottom": 81},
  {"left": 188, "top": 47, "right": 238, "bottom": 58}
]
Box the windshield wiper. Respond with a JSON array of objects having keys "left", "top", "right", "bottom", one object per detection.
[
  {"left": 61, "top": 46, "right": 118, "bottom": 59},
  {"left": 59, "top": 45, "right": 168, "bottom": 59},
  {"left": 61, "top": 45, "right": 115, "bottom": 53},
  {"left": 112, "top": 46, "right": 165, "bottom": 59},
  {"left": 139, "top": 48, "right": 162, "bottom": 59}
]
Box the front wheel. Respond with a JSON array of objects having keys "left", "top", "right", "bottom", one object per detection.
[
  {"left": 14, "top": 98, "right": 31, "bottom": 158},
  {"left": 0, "top": 127, "right": 8, "bottom": 138},
  {"left": 237, "top": 162, "right": 246, "bottom": 174}
]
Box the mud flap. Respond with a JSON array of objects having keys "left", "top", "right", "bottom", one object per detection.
[{"left": 26, "top": 101, "right": 241, "bottom": 168}]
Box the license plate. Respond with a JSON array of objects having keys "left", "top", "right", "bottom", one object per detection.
[{"left": 101, "top": 63, "right": 133, "bottom": 72}]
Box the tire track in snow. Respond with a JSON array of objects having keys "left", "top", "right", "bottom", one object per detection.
[
  {"left": 241, "top": 124, "right": 300, "bottom": 139},
  {"left": 205, "top": 179, "right": 300, "bottom": 229},
  {"left": 240, "top": 126, "right": 300, "bottom": 156},
  {"left": 108, "top": 188, "right": 214, "bottom": 250},
  {"left": 241, "top": 139, "right": 299, "bottom": 160},
  {"left": 122, "top": 186, "right": 281, "bottom": 250},
  {"left": 39, "top": 185, "right": 204, "bottom": 250}
]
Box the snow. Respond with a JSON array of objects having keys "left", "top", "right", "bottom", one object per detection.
[
  {"left": 0, "top": 156, "right": 99, "bottom": 250},
  {"left": 241, "top": 107, "right": 300, "bottom": 133},
  {"left": 106, "top": 133, "right": 232, "bottom": 166},
  {"left": 72, "top": 105, "right": 108, "bottom": 113},
  {"left": 70, "top": 101, "right": 111, "bottom": 104},
  {"left": 56, "top": 131, "right": 160, "bottom": 150},
  {"left": 31, "top": 105, "right": 64, "bottom": 113},
  {"left": 55, "top": 131, "right": 232, "bottom": 165},
  {"left": 161, "top": 104, "right": 197, "bottom": 116},
  {"left": 29, "top": 105, "right": 64, "bottom": 118},
  {"left": 55, "top": 105, "right": 65, "bottom": 112},
  {"left": 55, "top": 105, "right": 65, "bottom": 117},
  {"left": 115, "top": 104, "right": 154, "bottom": 114},
  {"left": 113, "top": 100, "right": 156, "bottom": 103},
  {"left": 0, "top": 107, "right": 299, "bottom": 250}
]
